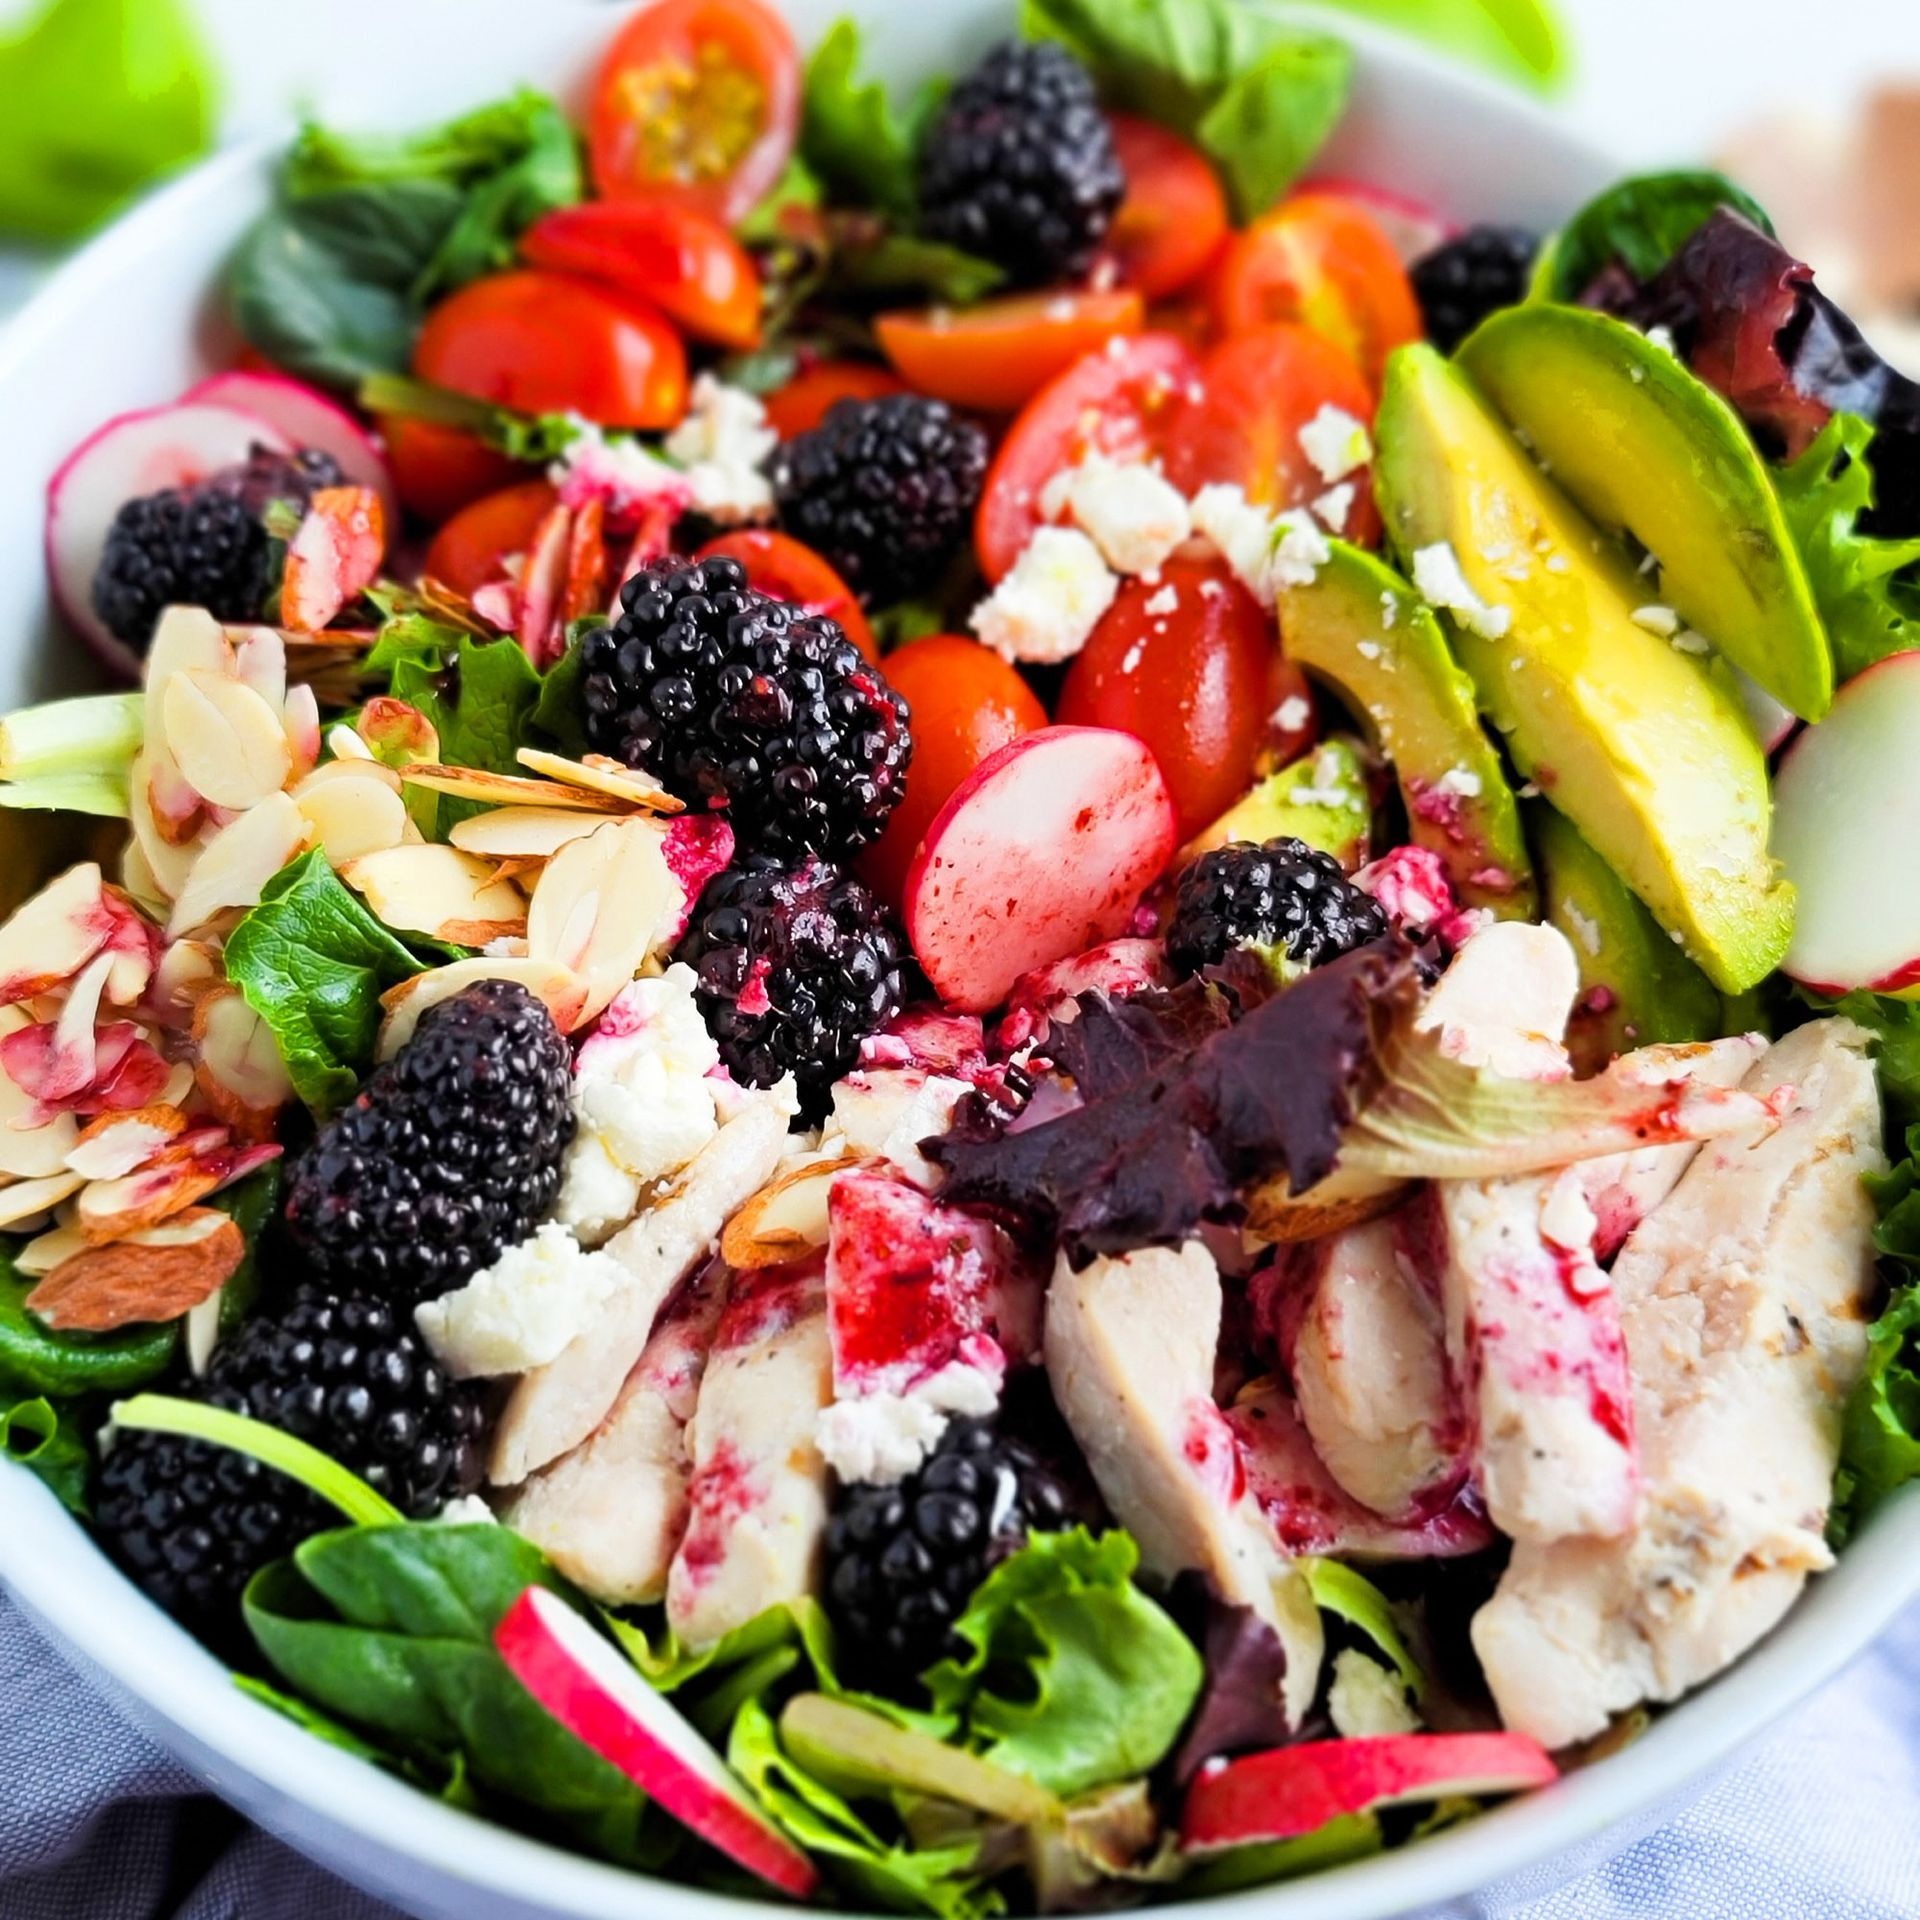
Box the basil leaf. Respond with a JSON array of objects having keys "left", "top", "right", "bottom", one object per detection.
[
  {"left": 801, "top": 19, "right": 922, "bottom": 220},
  {"left": 1543, "top": 168, "right": 1775, "bottom": 303},
  {"left": 1, "top": 1388, "right": 91, "bottom": 1513},
  {"left": 224, "top": 850, "right": 448, "bottom": 1114},
  {"left": 0, "top": 1244, "right": 176, "bottom": 1399},
  {"left": 1195, "top": 37, "right": 1354, "bottom": 230}
]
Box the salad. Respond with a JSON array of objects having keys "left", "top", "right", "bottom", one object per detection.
[{"left": 4, "top": 0, "right": 1920, "bottom": 1908}]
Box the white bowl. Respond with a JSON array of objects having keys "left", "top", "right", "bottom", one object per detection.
[{"left": 2, "top": 6, "right": 1913, "bottom": 1918}]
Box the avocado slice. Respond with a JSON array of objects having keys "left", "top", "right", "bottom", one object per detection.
[
  {"left": 1276, "top": 541, "right": 1534, "bottom": 920},
  {"left": 1182, "top": 735, "right": 1372, "bottom": 868},
  {"left": 1374, "top": 345, "right": 1793, "bottom": 994},
  {"left": 1530, "top": 804, "right": 1722, "bottom": 1075},
  {"left": 1459, "top": 304, "right": 1831, "bottom": 720}
]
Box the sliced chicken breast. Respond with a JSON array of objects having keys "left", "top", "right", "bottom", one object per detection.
[
  {"left": 503, "top": 1259, "right": 729, "bottom": 1604},
  {"left": 1472, "top": 1020, "right": 1884, "bottom": 1750}
]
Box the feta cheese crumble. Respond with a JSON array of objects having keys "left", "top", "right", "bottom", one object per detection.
[
  {"left": 1312, "top": 482, "right": 1356, "bottom": 532},
  {"left": 1298, "top": 404, "right": 1372, "bottom": 485},
  {"left": 1328, "top": 1651, "right": 1420, "bottom": 1739},
  {"left": 1539, "top": 1168, "right": 1600, "bottom": 1255},
  {"left": 816, "top": 1358, "right": 1003, "bottom": 1485},
  {"left": 1411, "top": 542, "right": 1511, "bottom": 640},
  {"left": 662, "top": 374, "right": 777, "bottom": 524},
  {"left": 1630, "top": 604, "right": 1680, "bottom": 637},
  {"left": 1434, "top": 766, "right": 1482, "bottom": 799},
  {"left": 550, "top": 422, "right": 689, "bottom": 524},
  {"left": 971, "top": 525, "right": 1119, "bottom": 663},
  {"left": 415, "top": 1223, "right": 626, "bottom": 1377},
  {"left": 1039, "top": 453, "right": 1191, "bottom": 575},
  {"left": 1190, "top": 483, "right": 1329, "bottom": 605},
  {"left": 1274, "top": 694, "right": 1312, "bottom": 733}
]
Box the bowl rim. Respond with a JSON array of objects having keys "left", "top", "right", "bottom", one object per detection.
[{"left": 4, "top": 9, "right": 1915, "bottom": 1920}]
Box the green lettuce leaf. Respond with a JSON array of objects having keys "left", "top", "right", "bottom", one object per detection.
[
  {"left": 224, "top": 850, "right": 451, "bottom": 1113},
  {"left": 1798, "top": 988, "right": 1920, "bottom": 1129},
  {"left": 0, "top": 1389, "right": 90, "bottom": 1513},
  {"left": 1301, "top": 1559, "right": 1422, "bottom": 1693},
  {"left": 801, "top": 19, "right": 929, "bottom": 220},
  {"left": 0, "top": 1243, "right": 176, "bottom": 1399},
  {"left": 921, "top": 1529, "right": 1203, "bottom": 1799},
  {"left": 1308, "top": 0, "right": 1565, "bottom": 93},
  {"left": 1834, "top": 1281, "right": 1920, "bottom": 1534},
  {"left": 0, "top": 0, "right": 215, "bottom": 241},
  {"left": 1021, "top": 0, "right": 1351, "bottom": 220},
  {"left": 1540, "top": 168, "right": 1774, "bottom": 303},
  {"left": 1772, "top": 413, "right": 1920, "bottom": 684}
]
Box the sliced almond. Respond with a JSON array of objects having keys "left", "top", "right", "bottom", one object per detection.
[
  {"left": 192, "top": 987, "right": 293, "bottom": 1137},
  {"left": 482, "top": 857, "right": 547, "bottom": 888},
  {"left": 0, "top": 862, "right": 109, "bottom": 1004},
  {"left": 119, "top": 836, "right": 166, "bottom": 915},
  {"left": 229, "top": 626, "right": 289, "bottom": 709},
  {"left": 377, "top": 957, "right": 590, "bottom": 1057},
  {"left": 449, "top": 806, "right": 621, "bottom": 860},
  {"left": 65, "top": 1105, "right": 187, "bottom": 1182},
  {"left": 144, "top": 742, "right": 207, "bottom": 846},
  {"left": 144, "top": 606, "right": 231, "bottom": 720},
  {"left": 526, "top": 819, "right": 679, "bottom": 1022},
  {"left": 515, "top": 747, "right": 682, "bottom": 814},
  {"left": 159, "top": 1058, "right": 197, "bottom": 1108},
  {"left": 400, "top": 764, "right": 628, "bottom": 814},
  {"left": 283, "top": 682, "right": 322, "bottom": 781},
  {"left": 295, "top": 764, "right": 409, "bottom": 866},
  {"left": 339, "top": 844, "right": 527, "bottom": 943},
  {"left": 167, "top": 792, "right": 309, "bottom": 939},
  {"left": 148, "top": 939, "right": 222, "bottom": 1027},
  {"left": 75, "top": 1150, "right": 223, "bottom": 1242},
  {"left": 163, "top": 668, "right": 295, "bottom": 811},
  {"left": 722, "top": 1152, "right": 862, "bottom": 1268},
  {"left": 127, "top": 753, "right": 201, "bottom": 901},
  {"left": 516, "top": 504, "right": 573, "bottom": 669},
  {"left": 0, "top": 1169, "right": 87, "bottom": 1229},
  {"left": 27, "top": 1210, "right": 243, "bottom": 1331},
  {"left": 0, "top": 1009, "right": 79, "bottom": 1177},
  {"left": 98, "top": 888, "right": 160, "bottom": 1007},
  {"left": 185, "top": 1287, "right": 224, "bottom": 1374},
  {"left": 327, "top": 722, "right": 376, "bottom": 763},
  {"left": 360, "top": 697, "right": 440, "bottom": 769},
  {"left": 14, "top": 1224, "right": 87, "bottom": 1276}
]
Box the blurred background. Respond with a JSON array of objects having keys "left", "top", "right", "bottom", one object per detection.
[{"left": 0, "top": 0, "right": 1917, "bottom": 319}]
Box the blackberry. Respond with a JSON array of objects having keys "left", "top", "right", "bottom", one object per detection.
[
  {"left": 95, "top": 1286, "right": 484, "bottom": 1641},
  {"left": 918, "top": 40, "right": 1125, "bottom": 289},
  {"left": 90, "top": 445, "right": 346, "bottom": 658},
  {"left": 824, "top": 1417, "right": 1075, "bottom": 1682},
  {"left": 579, "top": 555, "right": 911, "bottom": 858},
  {"left": 283, "top": 979, "right": 575, "bottom": 1307},
  {"left": 770, "top": 396, "right": 989, "bottom": 606},
  {"left": 674, "top": 853, "right": 905, "bottom": 1120},
  {"left": 1411, "top": 225, "right": 1541, "bottom": 354},
  {"left": 1167, "top": 837, "right": 1390, "bottom": 978}
]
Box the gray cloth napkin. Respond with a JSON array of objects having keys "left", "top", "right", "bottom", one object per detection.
[{"left": 5, "top": 1591, "right": 1918, "bottom": 1920}]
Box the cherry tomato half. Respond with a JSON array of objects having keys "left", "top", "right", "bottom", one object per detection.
[
  {"left": 876, "top": 290, "right": 1145, "bottom": 415},
  {"left": 697, "top": 530, "right": 878, "bottom": 663},
  {"left": 521, "top": 198, "right": 763, "bottom": 350},
  {"left": 763, "top": 360, "right": 903, "bottom": 439},
  {"left": 589, "top": 0, "right": 800, "bottom": 224},
  {"left": 1057, "top": 558, "right": 1281, "bottom": 840},
  {"left": 1210, "top": 193, "right": 1422, "bottom": 391},
  {"left": 860, "top": 635, "right": 1048, "bottom": 907},
  {"left": 1104, "top": 115, "right": 1229, "bottom": 301},
  {"left": 1161, "top": 323, "right": 1380, "bottom": 540},
  {"left": 423, "top": 479, "right": 558, "bottom": 598},
  {"left": 379, "top": 414, "right": 524, "bottom": 525},
  {"left": 413, "top": 270, "right": 689, "bottom": 431},
  {"left": 975, "top": 332, "right": 1201, "bottom": 583}
]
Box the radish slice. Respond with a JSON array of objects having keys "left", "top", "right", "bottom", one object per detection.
[
  {"left": 494, "top": 1587, "right": 819, "bottom": 1898},
  {"left": 904, "top": 725, "right": 1178, "bottom": 1013},
  {"left": 1774, "top": 650, "right": 1920, "bottom": 994},
  {"left": 44, "top": 403, "right": 291, "bottom": 680},
  {"left": 186, "top": 371, "right": 399, "bottom": 524},
  {"left": 1301, "top": 176, "right": 1458, "bottom": 264}
]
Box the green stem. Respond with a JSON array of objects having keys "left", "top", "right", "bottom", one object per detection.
[
  {"left": 0, "top": 693, "right": 143, "bottom": 781},
  {"left": 111, "top": 1393, "right": 402, "bottom": 1526},
  {"left": 0, "top": 773, "right": 130, "bottom": 819}
]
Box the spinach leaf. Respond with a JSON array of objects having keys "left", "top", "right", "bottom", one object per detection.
[
  {"left": 0, "top": 0, "right": 214, "bottom": 242},
  {"left": 1542, "top": 168, "right": 1775, "bottom": 303},
  {"left": 382, "top": 628, "right": 544, "bottom": 833},
  {"left": 1773, "top": 413, "right": 1920, "bottom": 683},
  {"left": 0, "top": 1389, "right": 90, "bottom": 1513},
  {"left": 224, "top": 851, "right": 445, "bottom": 1114},
  {"left": 245, "top": 1524, "right": 676, "bottom": 1869},
  {"left": 1021, "top": 0, "right": 1351, "bottom": 220},
  {"left": 0, "top": 1245, "right": 176, "bottom": 1398},
  {"left": 210, "top": 1164, "right": 282, "bottom": 1334},
  {"left": 801, "top": 19, "right": 924, "bottom": 220},
  {"left": 528, "top": 634, "right": 594, "bottom": 759},
  {"left": 921, "top": 1529, "right": 1202, "bottom": 1798}
]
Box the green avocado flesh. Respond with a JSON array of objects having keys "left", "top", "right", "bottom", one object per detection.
[
  {"left": 1459, "top": 303, "right": 1832, "bottom": 721},
  {"left": 1373, "top": 344, "right": 1793, "bottom": 995},
  {"left": 1529, "top": 804, "right": 1722, "bottom": 1075},
  {"left": 1184, "top": 735, "right": 1372, "bottom": 869},
  {"left": 1276, "top": 541, "right": 1534, "bottom": 919}
]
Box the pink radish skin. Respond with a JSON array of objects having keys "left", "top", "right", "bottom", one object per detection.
[
  {"left": 494, "top": 1587, "right": 819, "bottom": 1898},
  {"left": 904, "top": 726, "right": 1179, "bottom": 1014},
  {"left": 1301, "top": 176, "right": 1458, "bottom": 263},
  {"left": 1182, "top": 1733, "right": 1557, "bottom": 1852},
  {"left": 186, "top": 370, "right": 399, "bottom": 525},
  {"left": 45, "top": 403, "right": 291, "bottom": 680}
]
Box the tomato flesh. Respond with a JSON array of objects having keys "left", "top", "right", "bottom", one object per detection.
[
  {"left": 1105, "top": 115, "right": 1229, "bottom": 300},
  {"left": 379, "top": 414, "right": 524, "bottom": 525},
  {"left": 1161, "top": 323, "right": 1380, "bottom": 541},
  {"left": 414, "top": 269, "right": 688, "bottom": 431},
  {"left": 763, "top": 360, "right": 903, "bottom": 439},
  {"left": 1057, "top": 558, "right": 1280, "bottom": 840},
  {"left": 876, "top": 290, "right": 1145, "bottom": 415},
  {"left": 521, "top": 198, "right": 763, "bottom": 349},
  {"left": 975, "top": 332, "right": 1201, "bottom": 582},
  {"left": 861, "top": 635, "right": 1048, "bottom": 906},
  {"left": 422, "top": 479, "right": 559, "bottom": 599},
  {"left": 1210, "top": 193, "right": 1422, "bottom": 390},
  {"left": 589, "top": 0, "right": 800, "bottom": 223},
  {"left": 697, "top": 530, "right": 878, "bottom": 663}
]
